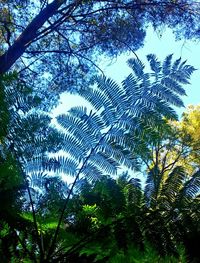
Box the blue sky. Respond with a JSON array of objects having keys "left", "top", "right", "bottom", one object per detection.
[
  {"left": 53, "top": 27, "right": 200, "bottom": 118},
  {"left": 103, "top": 27, "right": 200, "bottom": 115}
]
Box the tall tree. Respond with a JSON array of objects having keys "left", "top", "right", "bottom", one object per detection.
[{"left": 139, "top": 105, "right": 200, "bottom": 179}]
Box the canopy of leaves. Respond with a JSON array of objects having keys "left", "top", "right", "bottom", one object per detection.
[
  {"left": 0, "top": 0, "right": 200, "bottom": 109},
  {"left": 179, "top": 105, "right": 200, "bottom": 145},
  {"left": 140, "top": 104, "right": 200, "bottom": 176}
]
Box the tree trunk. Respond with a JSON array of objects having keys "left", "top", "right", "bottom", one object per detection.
[{"left": 0, "top": 0, "right": 67, "bottom": 74}]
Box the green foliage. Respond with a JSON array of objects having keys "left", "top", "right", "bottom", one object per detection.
[
  {"left": 108, "top": 244, "right": 187, "bottom": 263},
  {"left": 0, "top": 153, "right": 21, "bottom": 186},
  {"left": 0, "top": 55, "right": 198, "bottom": 262},
  {"left": 0, "top": 222, "right": 9, "bottom": 238},
  {"left": 0, "top": 72, "right": 65, "bottom": 261},
  {"left": 58, "top": 172, "right": 192, "bottom": 262}
]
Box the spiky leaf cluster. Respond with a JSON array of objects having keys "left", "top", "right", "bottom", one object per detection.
[
  {"left": 54, "top": 55, "right": 195, "bottom": 182},
  {"left": 0, "top": 72, "right": 64, "bottom": 185}
]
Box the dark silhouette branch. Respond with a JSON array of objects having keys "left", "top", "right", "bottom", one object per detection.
[
  {"left": 0, "top": 0, "right": 194, "bottom": 74},
  {"left": 0, "top": 0, "right": 70, "bottom": 74},
  {"left": 45, "top": 126, "right": 113, "bottom": 261}
]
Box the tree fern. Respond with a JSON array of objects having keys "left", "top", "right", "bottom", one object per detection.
[
  {"left": 144, "top": 165, "right": 162, "bottom": 208},
  {"left": 159, "top": 166, "right": 186, "bottom": 209},
  {"left": 177, "top": 169, "right": 200, "bottom": 205},
  {"left": 10, "top": 55, "right": 194, "bottom": 261},
  {"left": 0, "top": 73, "right": 63, "bottom": 180},
  {"left": 54, "top": 55, "right": 194, "bottom": 184},
  {"left": 147, "top": 54, "right": 161, "bottom": 75}
]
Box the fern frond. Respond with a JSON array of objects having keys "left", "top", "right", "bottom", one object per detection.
[
  {"left": 144, "top": 165, "right": 163, "bottom": 207},
  {"left": 147, "top": 54, "right": 161, "bottom": 74},
  {"left": 122, "top": 74, "right": 141, "bottom": 104},
  {"left": 98, "top": 140, "right": 137, "bottom": 170},
  {"left": 61, "top": 134, "right": 87, "bottom": 160},
  {"left": 25, "top": 155, "right": 50, "bottom": 174},
  {"left": 129, "top": 177, "right": 142, "bottom": 189},
  {"left": 51, "top": 156, "right": 78, "bottom": 176},
  {"left": 99, "top": 104, "right": 117, "bottom": 126},
  {"left": 162, "top": 54, "right": 173, "bottom": 75},
  {"left": 79, "top": 87, "right": 113, "bottom": 113},
  {"left": 54, "top": 55, "right": 194, "bottom": 183},
  {"left": 127, "top": 58, "right": 145, "bottom": 80},
  {"left": 88, "top": 152, "right": 118, "bottom": 175},
  {"left": 170, "top": 64, "right": 196, "bottom": 84},
  {"left": 67, "top": 108, "right": 103, "bottom": 139},
  {"left": 172, "top": 57, "right": 182, "bottom": 71},
  {"left": 28, "top": 172, "right": 48, "bottom": 189},
  {"left": 153, "top": 101, "right": 177, "bottom": 120},
  {"left": 150, "top": 84, "right": 184, "bottom": 107},
  {"left": 81, "top": 163, "right": 104, "bottom": 182},
  {"left": 95, "top": 76, "right": 127, "bottom": 116},
  {"left": 68, "top": 106, "right": 87, "bottom": 119},
  {"left": 57, "top": 114, "right": 97, "bottom": 148},
  {"left": 161, "top": 77, "right": 186, "bottom": 96},
  {"left": 160, "top": 167, "right": 185, "bottom": 206},
  {"left": 180, "top": 170, "right": 200, "bottom": 203},
  {"left": 144, "top": 169, "right": 155, "bottom": 206}
]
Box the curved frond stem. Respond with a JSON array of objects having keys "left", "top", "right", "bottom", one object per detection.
[
  {"left": 15, "top": 160, "right": 43, "bottom": 261},
  {"left": 114, "top": 36, "right": 141, "bottom": 62},
  {"left": 73, "top": 52, "right": 105, "bottom": 76},
  {"left": 8, "top": 134, "right": 47, "bottom": 260},
  {"left": 24, "top": 172, "right": 44, "bottom": 261},
  {"left": 46, "top": 126, "right": 113, "bottom": 261}
]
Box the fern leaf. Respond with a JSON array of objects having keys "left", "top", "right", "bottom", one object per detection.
[
  {"left": 162, "top": 54, "right": 173, "bottom": 75},
  {"left": 127, "top": 58, "right": 145, "bottom": 80},
  {"left": 88, "top": 152, "right": 118, "bottom": 175},
  {"left": 147, "top": 54, "right": 161, "bottom": 74},
  {"left": 53, "top": 156, "right": 78, "bottom": 176},
  {"left": 172, "top": 57, "right": 182, "bottom": 71},
  {"left": 160, "top": 166, "right": 185, "bottom": 205},
  {"left": 182, "top": 170, "right": 200, "bottom": 201},
  {"left": 81, "top": 163, "right": 104, "bottom": 182},
  {"left": 161, "top": 77, "right": 186, "bottom": 96},
  {"left": 95, "top": 76, "right": 127, "bottom": 116},
  {"left": 52, "top": 55, "right": 194, "bottom": 183}
]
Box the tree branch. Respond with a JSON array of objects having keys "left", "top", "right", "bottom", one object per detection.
[{"left": 0, "top": 0, "right": 69, "bottom": 74}]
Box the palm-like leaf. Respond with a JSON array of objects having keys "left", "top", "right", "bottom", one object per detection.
[
  {"left": 177, "top": 169, "right": 200, "bottom": 206},
  {"left": 159, "top": 166, "right": 185, "bottom": 209},
  {"left": 55, "top": 55, "right": 194, "bottom": 182}
]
